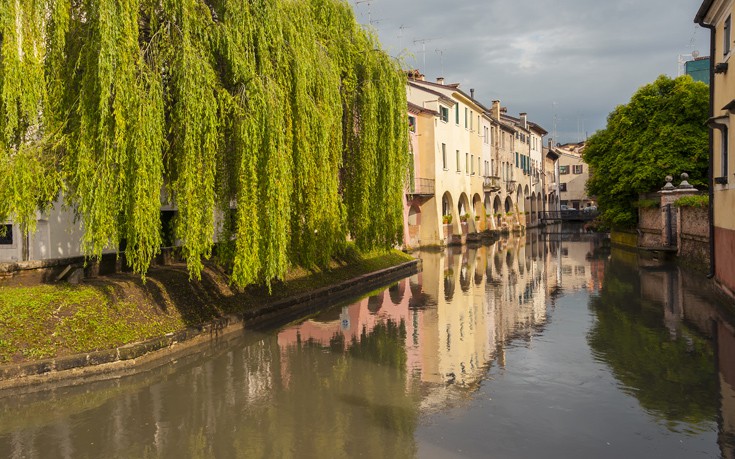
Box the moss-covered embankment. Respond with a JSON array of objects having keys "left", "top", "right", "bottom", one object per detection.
[{"left": 0, "top": 249, "right": 415, "bottom": 374}]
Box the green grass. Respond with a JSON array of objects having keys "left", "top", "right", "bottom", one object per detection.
[{"left": 0, "top": 249, "right": 414, "bottom": 364}]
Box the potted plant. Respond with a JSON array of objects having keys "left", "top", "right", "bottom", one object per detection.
[
  {"left": 442, "top": 214, "right": 452, "bottom": 224},
  {"left": 460, "top": 213, "right": 469, "bottom": 223}
]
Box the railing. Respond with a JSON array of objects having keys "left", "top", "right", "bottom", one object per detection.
[
  {"left": 483, "top": 176, "right": 501, "bottom": 192},
  {"left": 543, "top": 209, "right": 598, "bottom": 221},
  {"left": 406, "top": 177, "right": 435, "bottom": 196}
]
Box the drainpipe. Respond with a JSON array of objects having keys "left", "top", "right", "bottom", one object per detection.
[{"left": 695, "top": 17, "right": 716, "bottom": 278}]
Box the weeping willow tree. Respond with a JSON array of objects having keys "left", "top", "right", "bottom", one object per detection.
[{"left": 0, "top": 0, "right": 408, "bottom": 287}]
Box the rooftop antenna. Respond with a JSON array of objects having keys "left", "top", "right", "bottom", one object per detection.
[
  {"left": 413, "top": 38, "right": 434, "bottom": 70},
  {"left": 552, "top": 102, "right": 558, "bottom": 144},
  {"left": 435, "top": 48, "right": 447, "bottom": 76},
  {"left": 355, "top": 0, "right": 373, "bottom": 25},
  {"left": 398, "top": 24, "right": 411, "bottom": 50}
]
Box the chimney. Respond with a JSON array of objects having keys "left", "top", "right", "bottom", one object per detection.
[
  {"left": 470, "top": 88, "right": 475, "bottom": 99},
  {"left": 436, "top": 77, "right": 445, "bottom": 85},
  {"left": 520, "top": 113, "right": 528, "bottom": 129},
  {"left": 492, "top": 100, "right": 501, "bottom": 119},
  {"left": 548, "top": 138, "right": 553, "bottom": 149}
]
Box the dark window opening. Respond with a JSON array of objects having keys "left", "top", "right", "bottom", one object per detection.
[{"left": 0, "top": 224, "right": 12, "bottom": 245}]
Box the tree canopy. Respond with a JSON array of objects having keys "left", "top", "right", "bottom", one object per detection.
[
  {"left": 583, "top": 75, "right": 709, "bottom": 228},
  {"left": 0, "top": 0, "right": 409, "bottom": 287}
]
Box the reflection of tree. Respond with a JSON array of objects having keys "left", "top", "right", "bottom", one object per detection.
[
  {"left": 587, "top": 261, "right": 717, "bottom": 428},
  {"left": 348, "top": 320, "right": 408, "bottom": 369},
  {"left": 444, "top": 268, "right": 455, "bottom": 301}
]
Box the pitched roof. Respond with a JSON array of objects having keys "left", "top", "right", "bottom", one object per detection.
[{"left": 408, "top": 101, "right": 439, "bottom": 116}]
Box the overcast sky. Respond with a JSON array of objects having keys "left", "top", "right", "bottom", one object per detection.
[{"left": 352, "top": 0, "right": 709, "bottom": 144}]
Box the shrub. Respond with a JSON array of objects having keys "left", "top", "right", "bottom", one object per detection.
[{"left": 674, "top": 195, "right": 708, "bottom": 208}]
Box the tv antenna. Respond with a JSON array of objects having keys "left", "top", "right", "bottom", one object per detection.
[
  {"left": 355, "top": 0, "right": 374, "bottom": 25},
  {"left": 435, "top": 49, "right": 447, "bottom": 76},
  {"left": 413, "top": 38, "right": 434, "bottom": 70},
  {"left": 398, "top": 25, "right": 411, "bottom": 50}
]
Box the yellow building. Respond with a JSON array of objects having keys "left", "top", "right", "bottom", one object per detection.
[
  {"left": 406, "top": 73, "right": 492, "bottom": 246},
  {"left": 696, "top": 1, "right": 735, "bottom": 294}
]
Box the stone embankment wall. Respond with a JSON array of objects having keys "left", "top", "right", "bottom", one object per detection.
[
  {"left": 633, "top": 175, "right": 710, "bottom": 270},
  {"left": 638, "top": 206, "right": 662, "bottom": 247},
  {"left": 678, "top": 206, "right": 709, "bottom": 267}
]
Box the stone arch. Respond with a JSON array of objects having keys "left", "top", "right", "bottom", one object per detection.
[
  {"left": 516, "top": 185, "right": 524, "bottom": 213},
  {"left": 472, "top": 193, "right": 483, "bottom": 231},
  {"left": 504, "top": 195, "right": 513, "bottom": 213},
  {"left": 493, "top": 195, "right": 502, "bottom": 227},
  {"left": 444, "top": 266, "right": 455, "bottom": 301},
  {"left": 441, "top": 191, "right": 457, "bottom": 234},
  {"left": 458, "top": 193, "right": 471, "bottom": 236},
  {"left": 536, "top": 193, "right": 543, "bottom": 223},
  {"left": 388, "top": 279, "right": 406, "bottom": 305},
  {"left": 367, "top": 291, "right": 384, "bottom": 313}
]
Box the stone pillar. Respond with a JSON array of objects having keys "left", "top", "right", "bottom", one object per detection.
[{"left": 657, "top": 174, "right": 699, "bottom": 248}]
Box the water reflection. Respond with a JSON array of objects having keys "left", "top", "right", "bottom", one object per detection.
[{"left": 0, "top": 229, "right": 733, "bottom": 458}]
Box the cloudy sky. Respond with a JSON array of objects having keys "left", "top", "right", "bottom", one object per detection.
[{"left": 353, "top": 0, "right": 709, "bottom": 144}]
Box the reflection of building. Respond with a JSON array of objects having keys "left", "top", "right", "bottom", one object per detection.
[{"left": 558, "top": 236, "right": 605, "bottom": 292}]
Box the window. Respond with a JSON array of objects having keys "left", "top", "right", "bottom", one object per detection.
[
  {"left": 470, "top": 111, "right": 474, "bottom": 131},
  {"left": 484, "top": 126, "right": 489, "bottom": 144},
  {"left": 466, "top": 153, "right": 469, "bottom": 174},
  {"left": 515, "top": 152, "right": 519, "bottom": 167},
  {"left": 455, "top": 104, "right": 460, "bottom": 125},
  {"left": 726, "top": 15, "right": 732, "bottom": 56},
  {"left": 559, "top": 183, "right": 567, "bottom": 192},
  {"left": 722, "top": 127, "right": 729, "bottom": 178},
  {"left": 471, "top": 155, "right": 475, "bottom": 175},
  {"left": 408, "top": 116, "right": 416, "bottom": 133},
  {"left": 559, "top": 165, "right": 570, "bottom": 174},
  {"left": 573, "top": 164, "right": 583, "bottom": 174},
  {"left": 0, "top": 224, "right": 12, "bottom": 245},
  {"left": 439, "top": 106, "right": 449, "bottom": 122},
  {"left": 456, "top": 150, "right": 461, "bottom": 172},
  {"left": 442, "top": 143, "right": 447, "bottom": 170},
  {"left": 479, "top": 157, "right": 482, "bottom": 176},
  {"left": 464, "top": 108, "right": 468, "bottom": 128}
]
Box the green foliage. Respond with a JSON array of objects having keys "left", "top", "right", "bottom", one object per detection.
[
  {"left": 674, "top": 194, "right": 709, "bottom": 208},
  {"left": 584, "top": 75, "right": 709, "bottom": 228},
  {"left": 0, "top": 0, "right": 408, "bottom": 288},
  {"left": 634, "top": 198, "right": 660, "bottom": 209}
]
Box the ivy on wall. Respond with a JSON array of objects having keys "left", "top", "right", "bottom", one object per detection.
[{"left": 0, "top": 0, "right": 408, "bottom": 287}]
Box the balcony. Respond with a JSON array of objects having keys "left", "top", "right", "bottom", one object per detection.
[
  {"left": 505, "top": 179, "right": 517, "bottom": 193},
  {"left": 483, "top": 176, "right": 502, "bottom": 192},
  {"left": 406, "top": 177, "right": 435, "bottom": 197}
]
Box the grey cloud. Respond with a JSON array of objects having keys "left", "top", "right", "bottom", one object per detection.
[{"left": 358, "top": 0, "right": 708, "bottom": 143}]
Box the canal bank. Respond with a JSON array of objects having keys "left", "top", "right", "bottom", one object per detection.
[{"left": 0, "top": 250, "right": 418, "bottom": 391}]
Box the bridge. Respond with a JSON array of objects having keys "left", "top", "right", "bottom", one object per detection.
[{"left": 542, "top": 210, "right": 598, "bottom": 222}]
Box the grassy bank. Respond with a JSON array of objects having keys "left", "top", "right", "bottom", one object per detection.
[{"left": 0, "top": 249, "right": 414, "bottom": 364}]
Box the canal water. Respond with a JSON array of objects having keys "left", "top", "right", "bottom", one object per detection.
[{"left": 1, "top": 228, "right": 734, "bottom": 458}]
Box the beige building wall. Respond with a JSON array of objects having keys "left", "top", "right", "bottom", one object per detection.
[
  {"left": 696, "top": 0, "right": 735, "bottom": 293},
  {"left": 557, "top": 145, "right": 594, "bottom": 209}
]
